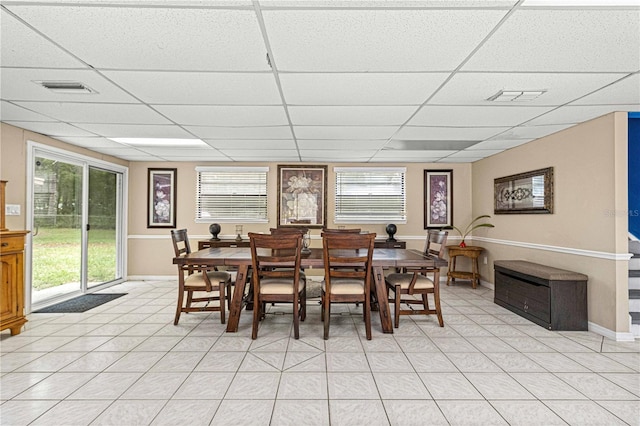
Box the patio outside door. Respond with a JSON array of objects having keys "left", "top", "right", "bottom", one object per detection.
[{"left": 30, "top": 148, "right": 125, "bottom": 309}]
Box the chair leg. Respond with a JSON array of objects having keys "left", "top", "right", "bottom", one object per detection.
[
  {"left": 219, "top": 283, "right": 226, "bottom": 325},
  {"left": 394, "top": 285, "right": 401, "bottom": 328},
  {"left": 251, "top": 295, "right": 261, "bottom": 340},
  {"left": 186, "top": 291, "right": 193, "bottom": 309},
  {"left": 174, "top": 286, "right": 185, "bottom": 325},
  {"left": 364, "top": 291, "right": 372, "bottom": 340},
  {"left": 323, "top": 296, "right": 331, "bottom": 340},
  {"left": 300, "top": 286, "right": 307, "bottom": 321},
  {"left": 434, "top": 290, "right": 444, "bottom": 327},
  {"left": 226, "top": 283, "right": 232, "bottom": 310},
  {"left": 293, "top": 294, "right": 300, "bottom": 340}
]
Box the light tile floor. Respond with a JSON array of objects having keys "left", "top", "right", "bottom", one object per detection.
[{"left": 1, "top": 280, "right": 639, "bottom": 426}]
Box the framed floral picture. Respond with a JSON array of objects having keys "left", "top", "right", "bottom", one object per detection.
[
  {"left": 147, "top": 168, "right": 177, "bottom": 228},
  {"left": 277, "top": 165, "right": 327, "bottom": 228},
  {"left": 424, "top": 169, "right": 453, "bottom": 229}
]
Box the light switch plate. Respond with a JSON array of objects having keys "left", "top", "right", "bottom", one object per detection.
[{"left": 6, "top": 204, "right": 20, "bottom": 216}]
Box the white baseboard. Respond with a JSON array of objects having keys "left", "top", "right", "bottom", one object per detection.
[
  {"left": 589, "top": 321, "right": 636, "bottom": 342},
  {"left": 127, "top": 275, "right": 177, "bottom": 281}
]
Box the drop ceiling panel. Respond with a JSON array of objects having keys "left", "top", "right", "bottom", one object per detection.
[
  {"left": 0, "top": 102, "right": 56, "bottom": 122},
  {"left": 154, "top": 105, "right": 288, "bottom": 126},
  {"left": 1, "top": 68, "right": 139, "bottom": 103},
  {"left": 447, "top": 149, "right": 503, "bottom": 158},
  {"left": 571, "top": 74, "right": 640, "bottom": 105},
  {"left": 103, "top": 71, "right": 282, "bottom": 105},
  {"left": 187, "top": 126, "right": 293, "bottom": 139},
  {"left": 87, "top": 147, "right": 153, "bottom": 157},
  {"left": 13, "top": 102, "right": 171, "bottom": 124},
  {"left": 55, "top": 137, "right": 133, "bottom": 149},
  {"left": 294, "top": 126, "right": 398, "bottom": 139},
  {"left": 205, "top": 140, "right": 297, "bottom": 150},
  {"left": 375, "top": 150, "right": 456, "bottom": 158},
  {"left": 137, "top": 147, "right": 227, "bottom": 157},
  {"left": 220, "top": 149, "right": 301, "bottom": 158},
  {"left": 467, "top": 139, "right": 533, "bottom": 150},
  {"left": 301, "top": 155, "right": 374, "bottom": 162},
  {"left": 288, "top": 106, "right": 416, "bottom": 125},
  {"left": 0, "top": 9, "right": 87, "bottom": 68},
  {"left": 6, "top": 6, "right": 269, "bottom": 71},
  {"left": 279, "top": 73, "right": 450, "bottom": 105},
  {"left": 260, "top": 1, "right": 518, "bottom": 7},
  {"left": 299, "top": 150, "right": 378, "bottom": 159},
  {"left": 463, "top": 9, "right": 640, "bottom": 72},
  {"left": 408, "top": 105, "right": 553, "bottom": 127},
  {"left": 74, "top": 123, "right": 194, "bottom": 138},
  {"left": 394, "top": 126, "right": 509, "bottom": 140},
  {"left": 499, "top": 123, "right": 575, "bottom": 139},
  {"left": 430, "top": 72, "right": 627, "bottom": 105},
  {"left": 297, "top": 140, "right": 388, "bottom": 150},
  {"left": 526, "top": 104, "right": 640, "bottom": 126},
  {"left": 4, "top": 121, "right": 97, "bottom": 137},
  {"left": 263, "top": 9, "right": 508, "bottom": 71}
]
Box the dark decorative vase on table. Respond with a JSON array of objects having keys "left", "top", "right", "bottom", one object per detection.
[
  {"left": 209, "top": 223, "right": 221, "bottom": 241},
  {"left": 385, "top": 224, "right": 397, "bottom": 242}
]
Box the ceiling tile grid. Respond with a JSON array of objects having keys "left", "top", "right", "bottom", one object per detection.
[{"left": 1, "top": 0, "right": 638, "bottom": 163}]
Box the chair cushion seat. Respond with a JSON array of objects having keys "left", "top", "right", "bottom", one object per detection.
[
  {"left": 322, "top": 279, "right": 365, "bottom": 295},
  {"left": 184, "top": 270, "right": 231, "bottom": 287},
  {"left": 386, "top": 273, "right": 434, "bottom": 290},
  {"left": 260, "top": 278, "right": 306, "bottom": 295}
]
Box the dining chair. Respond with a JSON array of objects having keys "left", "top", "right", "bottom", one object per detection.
[
  {"left": 321, "top": 232, "right": 376, "bottom": 340},
  {"left": 322, "top": 228, "right": 361, "bottom": 233},
  {"left": 385, "top": 230, "right": 448, "bottom": 328},
  {"left": 249, "top": 232, "right": 306, "bottom": 339},
  {"left": 170, "top": 229, "right": 232, "bottom": 325}
]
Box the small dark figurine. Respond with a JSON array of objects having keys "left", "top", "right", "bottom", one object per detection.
[
  {"left": 209, "top": 223, "right": 221, "bottom": 241},
  {"left": 385, "top": 223, "right": 397, "bottom": 242}
]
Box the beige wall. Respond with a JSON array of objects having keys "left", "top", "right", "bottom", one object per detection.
[
  {"left": 0, "top": 123, "right": 127, "bottom": 230},
  {"left": 127, "top": 162, "right": 472, "bottom": 277},
  {"left": 1, "top": 114, "right": 631, "bottom": 334},
  {"left": 471, "top": 112, "right": 629, "bottom": 333}
]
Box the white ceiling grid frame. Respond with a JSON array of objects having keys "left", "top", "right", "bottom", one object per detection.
[{"left": 0, "top": 0, "right": 638, "bottom": 163}]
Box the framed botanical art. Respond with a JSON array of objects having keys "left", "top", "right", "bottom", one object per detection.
[
  {"left": 424, "top": 169, "right": 453, "bottom": 229},
  {"left": 147, "top": 168, "right": 177, "bottom": 228},
  {"left": 277, "top": 165, "right": 327, "bottom": 228},
  {"left": 494, "top": 167, "right": 554, "bottom": 214}
]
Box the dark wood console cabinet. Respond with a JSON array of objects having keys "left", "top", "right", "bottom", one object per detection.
[
  {"left": 494, "top": 260, "right": 588, "bottom": 331},
  {"left": 374, "top": 240, "right": 406, "bottom": 249},
  {"left": 199, "top": 239, "right": 250, "bottom": 250}
]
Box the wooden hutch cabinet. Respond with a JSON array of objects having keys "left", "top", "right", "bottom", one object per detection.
[{"left": 0, "top": 181, "right": 29, "bottom": 335}]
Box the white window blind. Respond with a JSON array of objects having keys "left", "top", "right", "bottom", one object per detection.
[
  {"left": 334, "top": 167, "right": 406, "bottom": 223},
  {"left": 195, "top": 167, "right": 268, "bottom": 223}
]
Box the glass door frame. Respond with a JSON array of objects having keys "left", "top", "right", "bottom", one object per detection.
[{"left": 25, "top": 141, "right": 128, "bottom": 313}]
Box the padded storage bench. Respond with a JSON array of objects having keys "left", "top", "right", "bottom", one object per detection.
[{"left": 494, "top": 260, "right": 588, "bottom": 330}]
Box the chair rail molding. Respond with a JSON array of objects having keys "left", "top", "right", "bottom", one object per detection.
[{"left": 472, "top": 236, "right": 633, "bottom": 261}]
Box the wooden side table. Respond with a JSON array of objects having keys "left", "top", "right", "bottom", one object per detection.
[{"left": 446, "top": 245, "right": 484, "bottom": 289}]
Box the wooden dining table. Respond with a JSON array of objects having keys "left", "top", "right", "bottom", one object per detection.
[{"left": 173, "top": 247, "right": 448, "bottom": 334}]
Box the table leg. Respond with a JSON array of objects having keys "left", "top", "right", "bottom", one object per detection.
[
  {"left": 472, "top": 258, "right": 479, "bottom": 289},
  {"left": 226, "top": 264, "right": 249, "bottom": 332},
  {"left": 373, "top": 266, "right": 393, "bottom": 333}
]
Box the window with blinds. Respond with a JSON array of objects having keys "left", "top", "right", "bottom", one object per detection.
[
  {"left": 195, "top": 166, "right": 268, "bottom": 223},
  {"left": 334, "top": 167, "right": 406, "bottom": 223}
]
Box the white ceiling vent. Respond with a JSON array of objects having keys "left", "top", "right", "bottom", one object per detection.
[
  {"left": 36, "top": 81, "right": 97, "bottom": 94},
  {"left": 487, "top": 90, "right": 546, "bottom": 102}
]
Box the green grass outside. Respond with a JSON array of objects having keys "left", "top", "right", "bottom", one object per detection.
[{"left": 32, "top": 227, "right": 117, "bottom": 290}]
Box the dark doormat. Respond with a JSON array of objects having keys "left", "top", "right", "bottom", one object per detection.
[{"left": 33, "top": 293, "right": 127, "bottom": 313}]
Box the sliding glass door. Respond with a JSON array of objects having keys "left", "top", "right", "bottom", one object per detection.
[
  {"left": 28, "top": 145, "right": 126, "bottom": 310},
  {"left": 87, "top": 167, "right": 121, "bottom": 289}
]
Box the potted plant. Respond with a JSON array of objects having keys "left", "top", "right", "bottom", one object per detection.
[{"left": 450, "top": 215, "right": 494, "bottom": 247}]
